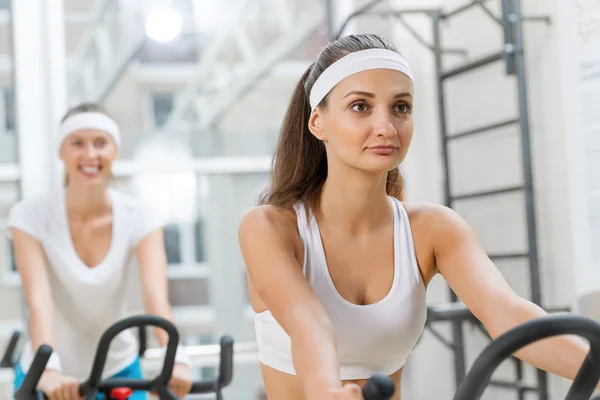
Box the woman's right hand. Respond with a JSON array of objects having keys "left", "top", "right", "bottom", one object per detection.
[
  {"left": 330, "top": 383, "right": 365, "bottom": 399},
  {"left": 38, "top": 370, "right": 81, "bottom": 400}
]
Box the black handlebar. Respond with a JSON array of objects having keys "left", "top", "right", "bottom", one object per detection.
[
  {"left": 15, "top": 344, "right": 52, "bottom": 400},
  {"left": 0, "top": 329, "right": 21, "bottom": 368},
  {"left": 454, "top": 314, "right": 600, "bottom": 400},
  {"left": 362, "top": 373, "right": 395, "bottom": 400},
  {"left": 82, "top": 315, "right": 181, "bottom": 399},
  {"left": 15, "top": 315, "right": 234, "bottom": 400}
]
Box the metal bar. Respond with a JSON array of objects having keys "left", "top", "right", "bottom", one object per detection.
[
  {"left": 514, "top": 356, "right": 526, "bottom": 400},
  {"left": 146, "top": 341, "right": 258, "bottom": 359},
  {"left": 325, "top": 0, "right": 335, "bottom": 41},
  {"left": 0, "top": 164, "right": 20, "bottom": 181},
  {"left": 427, "top": 302, "right": 474, "bottom": 322},
  {"left": 512, "top": 0, "right": 547, "bottom": 397},
  {"left": 95, "top": 36, "right": 146, "bottom": 103},
  {"left": 441, "top": 0, "right": 493, "bottom": 20},
  {"left": 432, "top": 12, "right": 467, "bottom": 389},
  {"left": 111, "top": 156, "right": 272, "bottom": 176},
  {"left": 477, "top": 2, "right": 502, "bottom": 25},
  {"left": 451, "top": 185, "right": 524, "bottom": 201},
  {"left": 396, "top": 15, "right": 435, "bottom": 52},
  {"left": 443, "top": 48, "right": 469, "bottom": 57},
  {"left": 448, "top": 118, "right": 519, "bottom": 140},
  {"left": 488, "top": 379, "right": 537, "bottom": 391},
  {"left": 522, "top": 16, "right": 552, "bottom": 25},
  {"left": 512, "top": 0, "right": 543, "bottom": 321},
  {"left": 361, "top": 8, "right": 445, "bottom": 17},
  {"left": 441, "top": 51, "right": 504, "bottom": 80},
  {"left": 423, "top": 324, "right": 455, "bottom": 349},
  {"left": 488, "top": 252, "right": 529, "bottom": 260},
  {"left": 501, "top": 0, "right": 516, "bottom": 75},
  {"left": 333, "top": 0, "right": 387, "bottom": 40},
  {"left": 488, "top": 380, "right": 519, "bottom": 389},
  {"left": 374, "top": 12, "right": 467, "bottom": 57}
]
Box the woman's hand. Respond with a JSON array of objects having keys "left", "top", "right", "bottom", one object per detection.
[
  {"left": 168, "top": 363, "right": 194, "bottom": 399},
  {"left": 330, "top": 383, "right": 364, "bottom": 400},
  {"left": 38, "top": 369, "right": 81, "bottom": 400}
]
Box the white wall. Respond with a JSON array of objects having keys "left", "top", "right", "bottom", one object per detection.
[{"left": 387, "top": 0, "right": 579, "bottom": 398}]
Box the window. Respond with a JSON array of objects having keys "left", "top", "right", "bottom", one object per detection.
[
  {"left": 0, "top": 87, "right": 14, "bottom": 134},
  {"left": 150, "top": 92, "right": 175, "bottom": 129},
  {"left": 163, "top": 220, "right": 206, "bottom": 264}
]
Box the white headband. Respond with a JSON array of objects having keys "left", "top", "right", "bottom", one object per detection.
[
  {"left": 58, "top": 112, "right": 121, "bottom": 150},
  {"left": 309, "top": 49, "right": 414, "bottom": 112}
]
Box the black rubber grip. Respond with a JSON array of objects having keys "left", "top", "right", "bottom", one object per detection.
[
  {"left": 14, "top": 344, "right": 52, "bottom": 400},
  {"left": 190, "top": 335, "right": 234, "bottom": 393},
  {"left": 0, "top": 329, "right": 21, "bottom": 368},
  {"left": 362, "top": 373, "right": 395, "bottom": 400}
]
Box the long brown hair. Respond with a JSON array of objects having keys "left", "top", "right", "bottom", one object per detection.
[
  {"left": 60, "top": 103, "right": 114, "bottom": 187},
  {"left": 258, "top": 34, "right": 406, "bottom": 212}
]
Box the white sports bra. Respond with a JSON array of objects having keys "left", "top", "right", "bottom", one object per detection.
[{"left": 252, "top": 197, "right": 427, "bottom": 380}]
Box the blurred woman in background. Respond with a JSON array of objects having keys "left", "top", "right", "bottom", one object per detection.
[{"left": 7, "top": 103, "right": 193, "bottom": 400}]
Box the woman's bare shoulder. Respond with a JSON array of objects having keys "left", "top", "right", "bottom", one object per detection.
[
  {"left": 238, "top": 204, "right": 300, "bottom": 246},
  {"left": 401, "top": 201, "right": 457, "bottom": 224}
]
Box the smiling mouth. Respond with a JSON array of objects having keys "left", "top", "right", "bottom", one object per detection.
[{"left": 79, "top": 166, "right": 102, "bottom": 176}]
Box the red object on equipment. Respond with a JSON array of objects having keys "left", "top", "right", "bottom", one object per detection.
[{"left": 110, "top": 387, "right": 133, "bottom": 400}]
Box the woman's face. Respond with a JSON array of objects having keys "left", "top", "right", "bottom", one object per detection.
[
  {"left": 60, "top": 129, "right": 118, "bottom": 186},
  {"left": 308, "top": 68, "right": 414, "bottom": 174}
]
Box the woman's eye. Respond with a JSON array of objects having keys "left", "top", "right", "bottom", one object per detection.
[
  {"left": 394, "top": 103, "right": 412, "bottom": 114},
  {"left": 350, "top": 102, "right": 369, "bottom": 112}
]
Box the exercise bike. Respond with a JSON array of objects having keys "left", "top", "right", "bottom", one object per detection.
[
  {"left": 453, "top": 313, "right": 600, "bottom": 400},
  {"left": 14, "top": 314, "right": 396, "bottom": 400}
]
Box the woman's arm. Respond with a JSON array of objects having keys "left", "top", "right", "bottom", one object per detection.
[
  {"left": 11, "top": 228, "right": 58, "bottom": 367},
  {"left": 239, "top": 206, "right": 341, "bottom": 400},
  {"left": 430, "top": 205, "right": 590, "bottom": 383},
  {"left": 136, "top": 227, "right": 193, "bottom": 398}
]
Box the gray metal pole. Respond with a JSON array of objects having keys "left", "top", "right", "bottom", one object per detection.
[
  {"left": 325, "top": 0, "right": 335, "bottom": 41},
  {"left": 510, "top": 0, "right": 547, "bottom": 397},
  {"left": 431, "top": 11, "right": 467, "bottom": 388}
]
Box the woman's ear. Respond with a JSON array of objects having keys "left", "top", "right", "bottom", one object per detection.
[{"left": 308, "top": 109, "right": 326, "bottom": 142}]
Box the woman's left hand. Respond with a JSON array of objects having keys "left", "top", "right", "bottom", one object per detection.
[{"left": 169, "top": 363, "right": 194, "bottom": 399}]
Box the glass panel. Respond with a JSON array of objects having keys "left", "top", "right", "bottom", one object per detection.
[
  {"left": 0, "top": 181, "right": 20, "bottom": 273},
  {"left": 115, "top": 170, "right": 268, "bottom": 397},
  {"left": 0, "top": 1, "right": 16, "bottom": 163}
]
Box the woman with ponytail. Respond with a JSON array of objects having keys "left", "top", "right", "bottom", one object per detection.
[{"left": 239, "top": 34, "right": 593, "bottom": 399}]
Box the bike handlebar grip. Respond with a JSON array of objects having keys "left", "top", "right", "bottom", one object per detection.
[
  {"left": 14, "top": 344, "right": 52, "bottom": 400},
  {"left": 218, "top": 336, "right": 234, "bottom": 388},
  {"left": 189, "top": 335, "right": 235, "bottom": 394},
  {"left": 0, "top": 330, "right": 21, "bottom": 368},
  {"left": 362, "top": 374, "right": 395, "bottom": 400},
  {"left": 453, "top": 314, "right": 600, "bottom": 400}
]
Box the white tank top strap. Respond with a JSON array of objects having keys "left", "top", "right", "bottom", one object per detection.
[{"left": 390, "top": 196, "right": 424, "bottom": 285}]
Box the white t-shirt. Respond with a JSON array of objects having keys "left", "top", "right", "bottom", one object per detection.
[{"left": 5, "top": 188, "right": 164, "bottom": 380}]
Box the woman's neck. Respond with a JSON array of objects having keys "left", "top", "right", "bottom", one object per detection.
[
  {"left": 316, "top": 164, "right": 391, "bottom": 236},
  {"left": 65, "top": 182, "right": 111, "bottom": 220}
]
